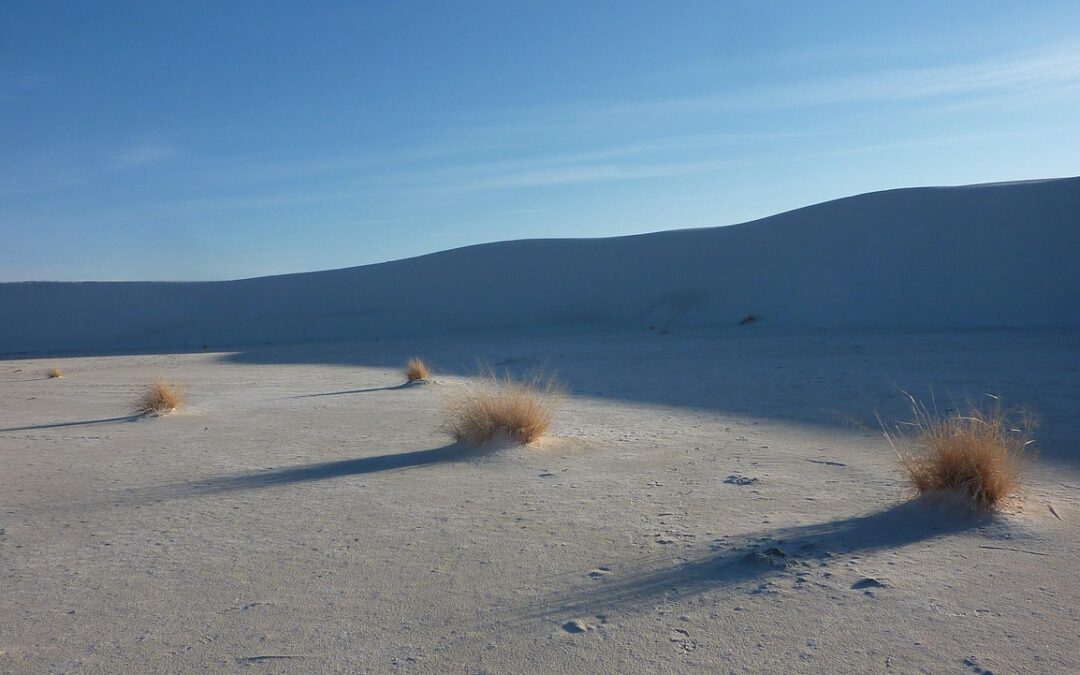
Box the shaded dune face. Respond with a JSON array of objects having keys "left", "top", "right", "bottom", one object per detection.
[{"left": 1, "top": 177, "right": 1078, "bottom": 355}]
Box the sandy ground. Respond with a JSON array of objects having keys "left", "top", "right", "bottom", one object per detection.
[{"left": 2, "top": 328, "right": 1078, "bottom": 674}]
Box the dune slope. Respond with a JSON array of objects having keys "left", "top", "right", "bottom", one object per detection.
[{"left": 2, "top": 177, "right": 1078, "bottom": 354}]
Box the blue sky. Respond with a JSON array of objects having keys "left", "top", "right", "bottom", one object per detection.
[{"left": 2, "top": 1, "right": 1079, "bottom": 281}]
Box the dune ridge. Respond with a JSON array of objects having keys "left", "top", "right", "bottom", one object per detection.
[{"left": 2, "top": 176, "right": 1078, "bottom": 355}]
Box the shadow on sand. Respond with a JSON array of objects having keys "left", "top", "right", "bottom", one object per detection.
[
  {"left": 287, "top": 380, "right": 420, "bottom": 399},
  {"left": 214, "top": 329, "right": 1080, "bottom": 466},
  {"left": 521, "top": 495, "right": 993, "bottom": 622},
  {"left": 0, "top": 415, "right": 143, "bottom": 433},
  {"left": 130, "top": 442, "right": 491, "bottom": 504}
]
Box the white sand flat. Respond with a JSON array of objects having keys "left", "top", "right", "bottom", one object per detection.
[{"left": 2, "top": 328, "right": 1077, "bottom": 673}]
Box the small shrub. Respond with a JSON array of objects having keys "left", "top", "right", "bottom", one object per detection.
[
  {"left": 443, "top": 372, "right": 561, "bottom": 445},
  {"left": 883, "top": 395, "right": 1034, "bottom": 510},
  {"left": 46, "top": 367, "right": 63, "bottom": 378},
  {"left": 136, "top": 379, "right": 184, "bottom": 415},
  {"left": 406, "top": 357, "right": 430, "bottom": 382}
]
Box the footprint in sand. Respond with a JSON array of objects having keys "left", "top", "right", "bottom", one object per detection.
[
  {"left": 807, "top": 459, "right": 847, "bottom": 467},
  {"left": 851, "top": 577, "right": 887, "bottom": 590},
  {"left": 562, "top": 619, "right": 593, "bottom": 634},
  {"left": 852, "top": 577, "right": 888, "bottom": 596},
  {"left": 669, "top": 627, "right": 698, "bottom": 653},
  {"left": 963, "top": 656, "right": 995, "bottom": 675},
  {"left": 724, "top": 474, "right": 759, "bottom": 486}
]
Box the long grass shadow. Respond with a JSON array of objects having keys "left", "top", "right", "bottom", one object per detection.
[
  {"left": 288, "top": 381, "right": 418, "bottom": 399},
  {"left": 208, "top": 443, "right": 476, "bottom": 489},
  {"left": 0, "top": 415, "right": 142, "bottom": 433},
  {"left": 134, "top": 442, "right": 486, "bottom": 503},
  {"left": 521, "top": 496, "right": 993, "bottom": 622}
]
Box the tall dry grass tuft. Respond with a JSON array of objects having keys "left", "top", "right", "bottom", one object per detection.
[
  {"left": 136, "top": 379, "right": 185, "bottom": 415},
  {"left": 883, "top": 394, "right": 1035, "bottom": 511},
  {"left": 406, "top": 357, "right": 430, "bottom": 382},
  {"left": 443, "top": 371, "right": 561, "bottom": 446},
  {"left": 46, "top": 366, "right": 63, "bottom": 379}
]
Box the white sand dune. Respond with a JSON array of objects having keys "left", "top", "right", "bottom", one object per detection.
[
  {"left": 2, "top": 176, "right": 1078, "bottom": 355},
  {"left": 3, "top": 178, "right": 1080, "bottom": 673},
  {"left": 2, "top": 330, "right": 1078, "bottom": 673}
]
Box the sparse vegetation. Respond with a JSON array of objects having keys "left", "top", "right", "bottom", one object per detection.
[
  {"left": 883, "top": 395, "right": 1034, "bottom": 510},
  {"left": 136, "top": 379, "right": 184, "bottom": 415},
  {"left": 443, "top": 371, "right": 561, "bottom": 445},
  {"left": 46, "top": 367, "right": 63, "bottom": 378},
  {"left": 406, "top": 357, "right": 430, "bottom": 382}
]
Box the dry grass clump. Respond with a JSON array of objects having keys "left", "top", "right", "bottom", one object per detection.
[
  {"left": 136, "top": 379, "right": 185, "bottom": 415},
  {"left": 406, "top": 357, "right": 430, "bottom": 382},
  {"left": 883, "top": 395, "right": 1035, "bottom": 511},
  {"left": 46, "top": 366, "right": 63, "bottom": 378},
  {"left": 444, "top": 372, "right": 561, "bottom": 446}
]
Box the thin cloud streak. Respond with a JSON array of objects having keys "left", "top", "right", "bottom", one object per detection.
[
  {"left": 415, "top": 157, "right": 762, "bottom": 194},
  {"left": 467, "top": 42, "right": 1080, "bottom": 128},
  {"left": 109, "top": 141, "right": 177, "bottom": 169},
  {"left": 9, "top": 44, "right": 1076, "bottom": 206},
  {"left": 0, "top": 138, "right": 178, "bottom": 196},
  {"left": 105, "top": 130, "right": 816, "bottom": 210}
]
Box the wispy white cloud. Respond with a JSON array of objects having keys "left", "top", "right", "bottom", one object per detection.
[
  {"left": 769, "top": 43, "right": 1080, "bottom": 104},
  {"left": 308, "top": 42, "right": 1078, "bottom": 197},
  {"left": 462, "top": 42, "right": 1080, "bottom": 129},
  {"left": 0, "top": 137, "right": 178, "bottom": 196},
  {"left": 135, "top": 129, "right": 811, "bottom": 208},
  {"left": 804, "top": 129, "right": 1056, "bottom": 159},
  {"left": 0, "top": 70, "right": 42, "bottom": 102},
  {"left": 109, "top": 140, "right": 177, "bottom": 169},
  {"left": 372, "top": 130, "right": 821, "bottom": 195},
  {"left": 11, "top": 43, "right": 1075, "bottom": 205},
  {"left": 414, "top": 157, "right": 758, "bottom": 193}
]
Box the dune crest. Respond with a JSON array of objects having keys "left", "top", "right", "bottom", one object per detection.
[{"left": 2, "top": 177, "right": 1078, "bottom": 355}]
